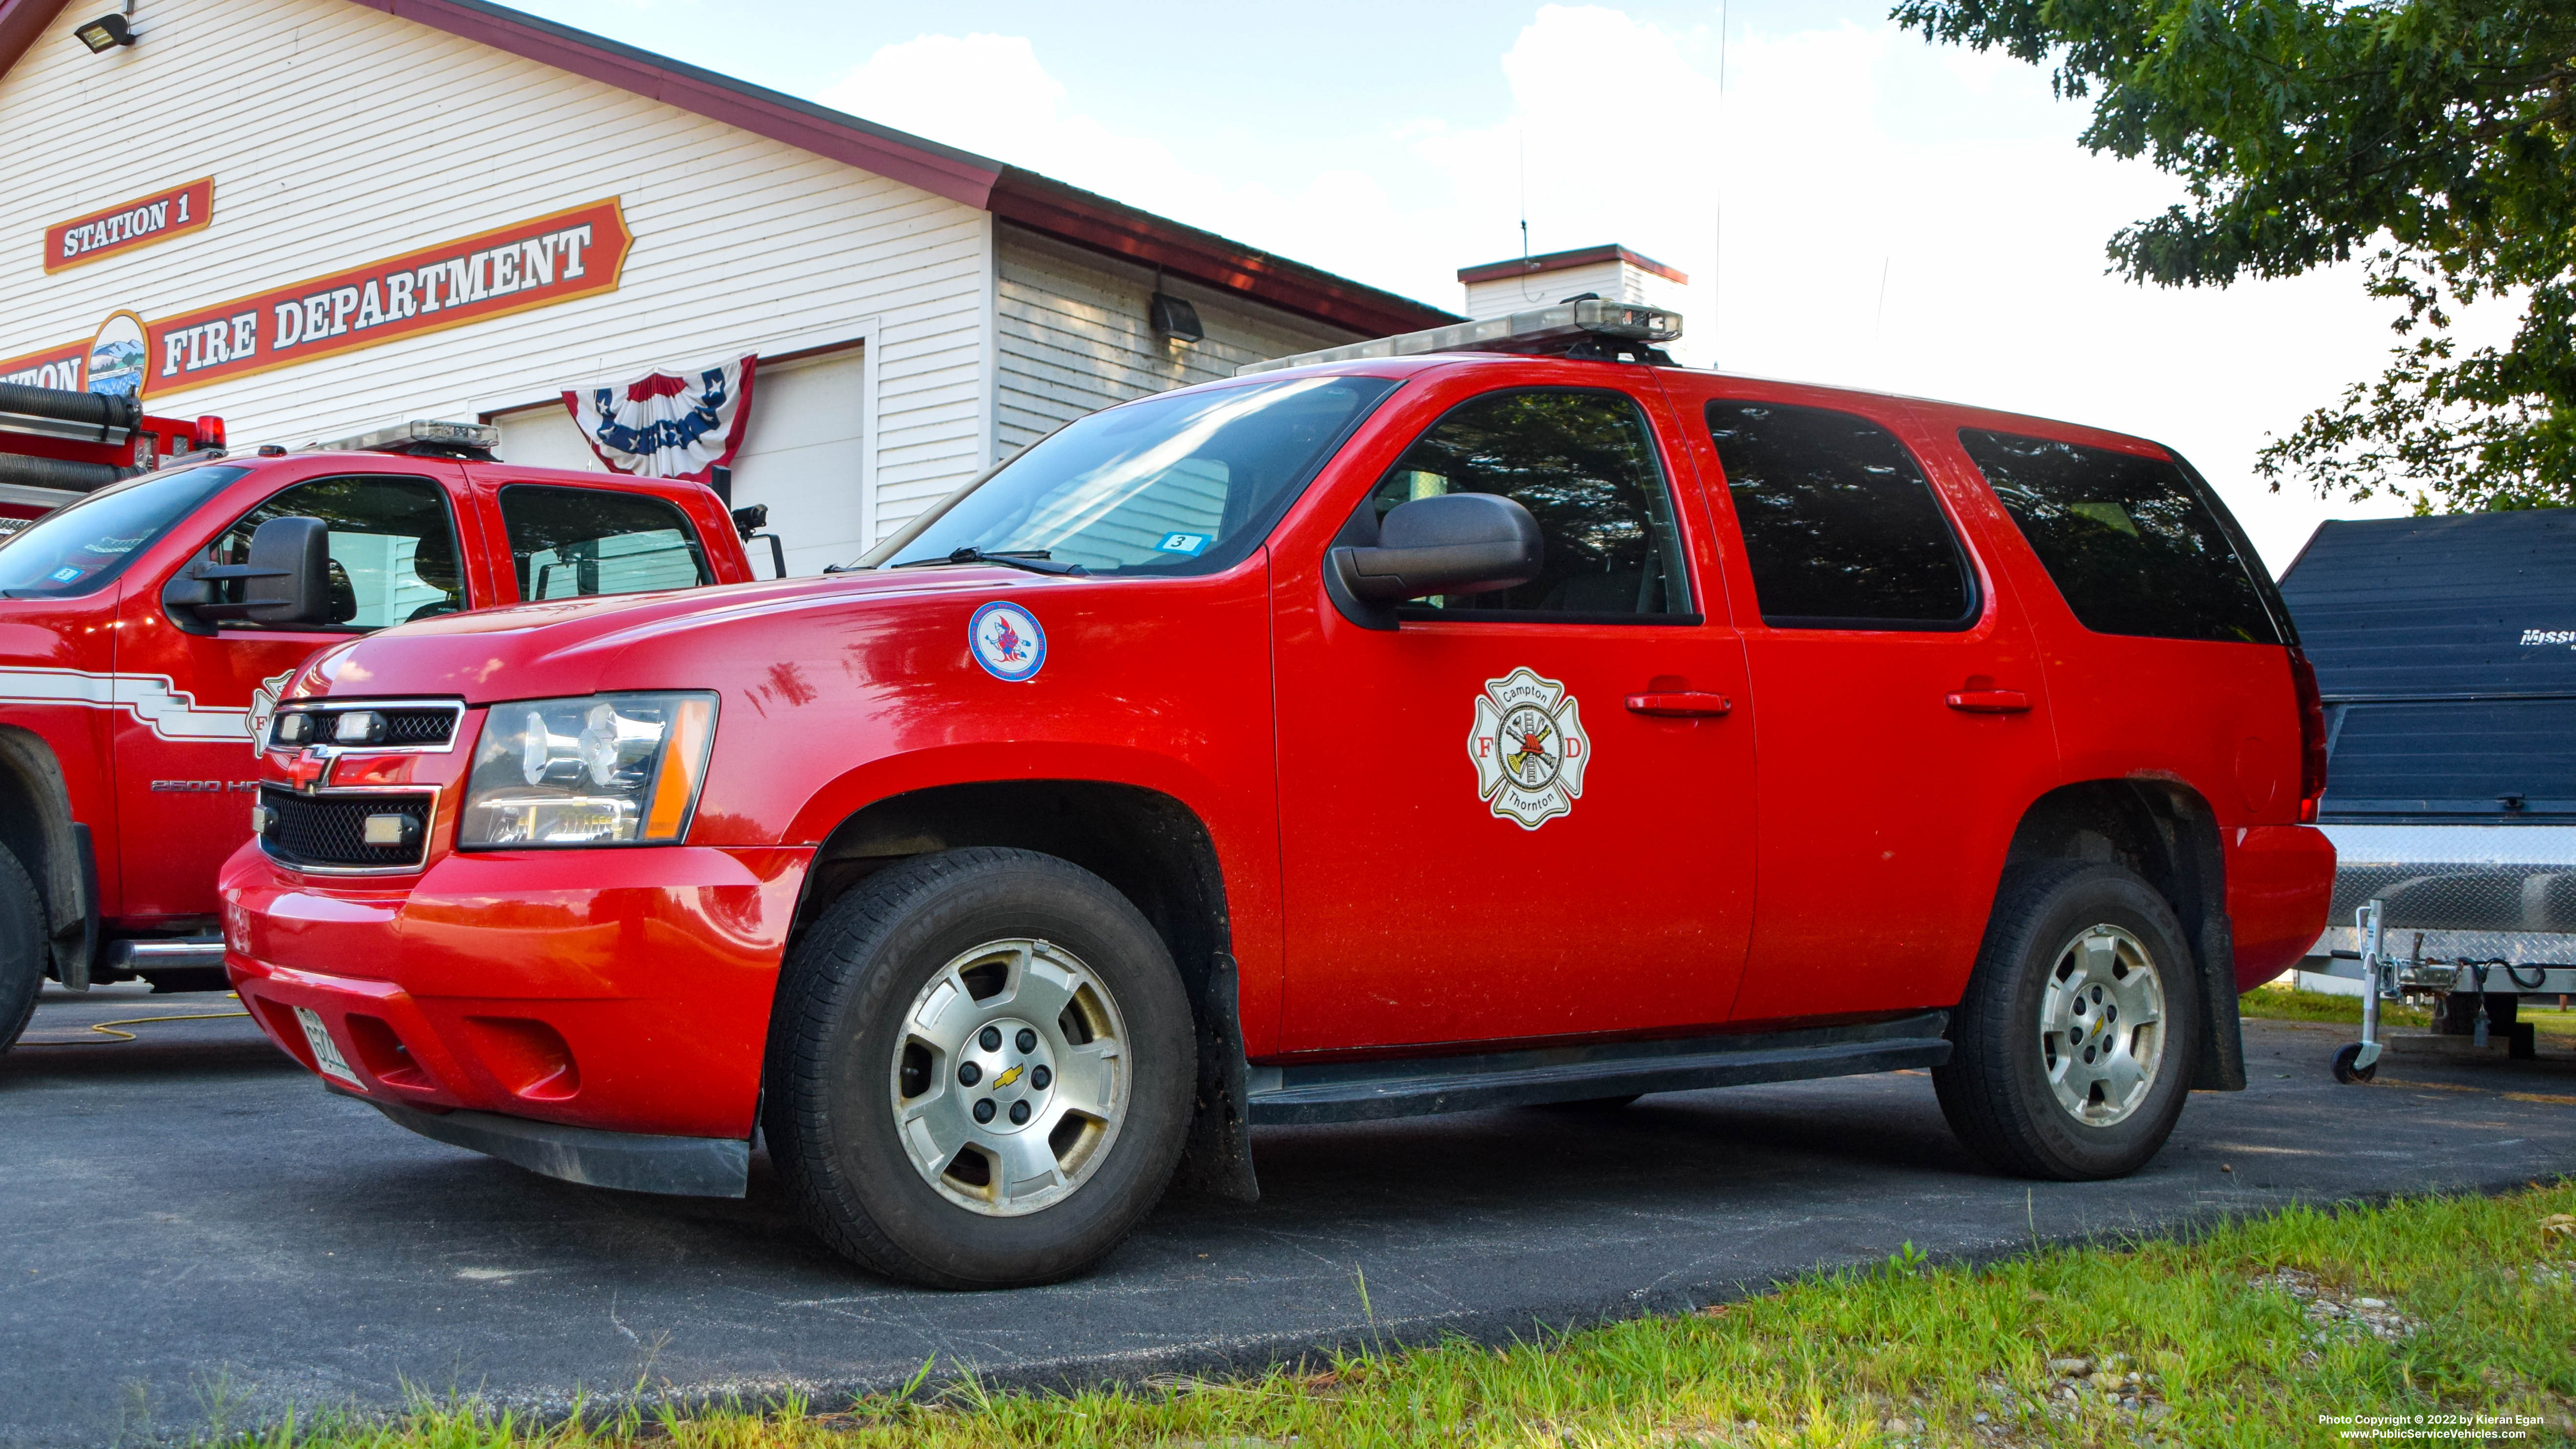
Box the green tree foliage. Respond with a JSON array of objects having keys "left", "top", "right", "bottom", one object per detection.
[{"left": 1892, "top": 0, "right": 2576, "bottom": 511}]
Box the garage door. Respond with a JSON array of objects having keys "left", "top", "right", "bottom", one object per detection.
[{"left": 487, "top": 344, "right": 867, "bottom": 577}]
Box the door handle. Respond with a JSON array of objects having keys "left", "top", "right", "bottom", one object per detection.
[
  {"left": 1946, "top": 688, "right": 2032, "bottom": 713},
  {"left": 1625, "top": 691, "right": 1732, "bottom": 717}
]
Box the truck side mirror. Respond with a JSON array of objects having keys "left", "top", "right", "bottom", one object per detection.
[
  {"left": 1327, "top": 492, "right": 1543, "bottom": 629},
  {"left": 162, "top": 515, "right": 336, "bottom": 630}
]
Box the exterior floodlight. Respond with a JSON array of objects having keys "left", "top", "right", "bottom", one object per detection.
[
  {"left": 73, "top": 13, "right": 135, "bottom": 51},
  {"left": 1148, "top": 292, "right": 1204, "bottom": 343}
]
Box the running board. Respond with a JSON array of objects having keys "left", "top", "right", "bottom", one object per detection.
[{"left": 1243, "top": 1011, "right": 1951, "bottom": 1125}]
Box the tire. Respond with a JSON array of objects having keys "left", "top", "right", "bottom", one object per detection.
[
  {"left": 2330, "top": 1042, "right": 2376, "bottom": 1084},
  {"left": 1934, "top": 860, "right": 2201, "bottom": 1180},
  {"left": 0, "top": 842, "right": 47, "bottom": 1055},
  {"left": 762, "top": 847, "right": 1196, "bottom": 1289},
  {"left": 1529, "top": 1094, "right": 1643, "bottom": 1112}
]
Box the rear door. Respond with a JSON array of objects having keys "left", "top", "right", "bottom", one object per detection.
[
  {"left": 1660, "top": 379, "right": 2058, "bottom": 1025},
  {"left": 112, "top": 464, "right": 472, "bottom": 919},
  {"left": 482, "top": 482, "right": 718, "bottom": 603},
  {"left": 1272, "top": 375, "right": 1759, "bottom": 1051}
]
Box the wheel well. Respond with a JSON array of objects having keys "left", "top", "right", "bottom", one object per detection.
[
  {"left": 795, "top": 780, "right": 1231, "bottom": 1010},
  {"left": 0, "top": 726, "right": 89, "bottom": 977},
  {"left": 2002, "top": 779, "right": 2243, "bottom": 1090}
]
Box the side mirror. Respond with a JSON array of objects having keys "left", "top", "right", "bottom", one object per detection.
[
  {"left": 1327, "top": 492, "right": 1543, "bottom": 628},
  {"left": 161, "top": 515, "right": 335, "bottom": 630}
]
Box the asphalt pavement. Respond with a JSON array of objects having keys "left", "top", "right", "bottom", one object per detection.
[{"left": 6, "top": 984, "right": 2574, "bottom": 1448}]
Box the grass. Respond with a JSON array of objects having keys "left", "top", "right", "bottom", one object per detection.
[
  {"left": 219, "top": 1182, "right": 2576, "bottom": 1449},
  {"left": 2241, "top": 981, "right": 2576, "bottom": 1037}
]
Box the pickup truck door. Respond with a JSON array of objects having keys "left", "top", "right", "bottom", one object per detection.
[
  {"left": 111, "top": 465, "right": 474, "bottom": 921},
  {"left": 1657, "top": 377, "right": 2057, "bottom": 1024},
  {"left": 1271, "top": 376, "right": 1758, "bottom": 1052}
]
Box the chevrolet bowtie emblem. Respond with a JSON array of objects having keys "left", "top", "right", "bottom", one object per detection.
[
  {"left": 992, "top": 1065, "right": 1025, "bottom": 1089},
  {"left": 283, "top": 747, "right": 331, "bottom": 794}
]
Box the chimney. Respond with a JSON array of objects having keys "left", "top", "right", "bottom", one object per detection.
[{"left": 1456, "top": 244, "right": 1689, "bottom": 323}]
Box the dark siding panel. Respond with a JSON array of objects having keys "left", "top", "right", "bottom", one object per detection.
[
  {"left": 2279, "top": 509, "right": 2576, "bottom": 698},
  {"left": 2321, "top": 699, "right": 2576, "bottom": 818}
]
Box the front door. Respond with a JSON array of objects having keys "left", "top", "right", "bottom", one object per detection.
[
  {"left": 1274, "top": 381, "right": 1758, "bottom": 1052},
  {"left": 112, "top": 469, "right": 470, "bottom": 920},
  {"left": 1662, "top": 381, "right": 2059, "bottom": 1025}
]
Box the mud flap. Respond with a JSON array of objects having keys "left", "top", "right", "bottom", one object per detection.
[
  {"left": 1172, "top": 951, "right": 1259, "bottom": 1202},
  {"left": 51, "top": 823, "right": 96, "bottom": 992},
  {"left": 2193, "top": 912, "right": 2246, "bottom": 1091}
]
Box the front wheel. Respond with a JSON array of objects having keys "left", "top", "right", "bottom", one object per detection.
[
  {"left": 1935, "top": 861, "right": 2200, "bottom": 1180},
  {"left": 763, "top": 848, "right": 1196, "bottom": 1288},
  {"left": 0, "top": 841, "right": 46, "bottom": 1054}
]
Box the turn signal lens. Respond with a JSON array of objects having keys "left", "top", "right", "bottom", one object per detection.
[{"left": 644, "top": 697, "right": 715, "bottom": 841}]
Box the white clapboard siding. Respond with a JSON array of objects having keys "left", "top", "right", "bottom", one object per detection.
[
  {"left": 994, "top": 226, "right": 1359, "bottom": 458},
  {"left": 1462, "top": 258, "right": 1688, "bottom": 320},
  {"left": 0, "top": 0, "right": 988, "bottom": 540}
]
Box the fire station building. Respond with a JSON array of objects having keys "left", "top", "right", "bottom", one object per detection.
[{"left": 0, "top": 0, "right": 1456, "bottom": 573}]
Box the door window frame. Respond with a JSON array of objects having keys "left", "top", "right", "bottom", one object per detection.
[
  {"left": 492, "top": 482, "right": 714, "bottom": 604},
  {"left": 1694, "top": 391, "right": 1996, "bottom": 635},
  {"left": 1348, "top": 382, "right": 1705, "bottom": 628},
  {"left": 199, "top": 470, "right": 469, "bottom": 634}
]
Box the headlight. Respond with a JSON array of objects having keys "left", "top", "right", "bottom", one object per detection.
[{"left": 459, "top": 692, "right": 717, "bottom": 848}]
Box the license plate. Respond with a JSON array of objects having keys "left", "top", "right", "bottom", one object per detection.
[{"left": 293, "top": 1006, "right": 361, "bottom": 1088}]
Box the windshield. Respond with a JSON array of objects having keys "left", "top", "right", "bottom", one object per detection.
[
  {"left": 868, "top": 376, "right": 1401, "bottom": 574},
  {"left": 0, "top": 465, "right": 246, "bottom": 598}
]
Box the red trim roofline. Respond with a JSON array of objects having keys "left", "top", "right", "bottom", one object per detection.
[
  {"left": 0, "top": 0, "right": 1458, "bottom": 338},
  {"left": 1457, "top": 244, "right": 1689, "bottom": 287},
  {"left": 0, "top": 0, "right": 72, "bottom": 80}
]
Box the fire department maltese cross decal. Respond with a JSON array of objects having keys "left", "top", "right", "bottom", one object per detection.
[{"left": 1467, "top": 667, "right": 1590, "bottom": 829}]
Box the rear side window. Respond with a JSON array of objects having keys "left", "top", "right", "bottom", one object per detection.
[
  {"left": 497, "top": 485, "right": 710, "bottom": 602},
  {"left": 1704, "top": 401, "right": 1974, "bottom": 629},
  {"left": 1960, "top": 430, "right": 2279, "bottom": 644},
  {"left": 1363, "top": 388, "right": 1691, "bottom": 619}
]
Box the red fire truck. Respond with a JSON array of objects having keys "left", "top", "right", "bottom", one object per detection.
[{"left": 0, "top": 384, "right": 762, "bottom": 1049}]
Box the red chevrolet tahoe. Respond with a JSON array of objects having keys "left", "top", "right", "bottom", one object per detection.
[
  {"left": 221, "top": 303, "right": 2335, "bottom": 1289},
  {"left": 0, "top": 420, "right": 756, "bottom": 1049}
]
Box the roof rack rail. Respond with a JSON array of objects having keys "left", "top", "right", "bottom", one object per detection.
[{"left": 1237, "top": 298, "right": 1681, "bottom": 376}]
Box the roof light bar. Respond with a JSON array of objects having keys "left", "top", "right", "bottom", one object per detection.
[
  {"left": 1237, "top": 298, "right": 1682, "bottom": 376},
  {"left": 315, "top": 420, "right": 501, "bottom": 456}
]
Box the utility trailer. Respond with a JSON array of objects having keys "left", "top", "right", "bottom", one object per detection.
[{"left": 2278, "top": 508, "right": 2576, "bottom": 1079}]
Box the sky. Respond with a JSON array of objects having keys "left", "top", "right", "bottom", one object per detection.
[{"left": 510, "top": 0, "right": 2460, "bottom": 570}]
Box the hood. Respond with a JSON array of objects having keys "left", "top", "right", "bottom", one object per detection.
[{"left": 295, "top": 566, "right": 1042, "bottom": 704}]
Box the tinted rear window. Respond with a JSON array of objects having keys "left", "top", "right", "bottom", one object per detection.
[
  {"left": 1705, "top": 401, "right": 1974, "bottom": 629},
  {"left": 1960, "top": 430, "right": 2278, "bottom": 644}
]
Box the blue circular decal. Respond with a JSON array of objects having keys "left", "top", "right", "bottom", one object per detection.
[{"left": 968, "top": 601, "right": 1047, "bottom": 682}]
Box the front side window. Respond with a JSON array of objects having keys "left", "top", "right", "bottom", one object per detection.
[
  {"left": 210, "top": 474, "right": 461, "bottom": 629},
  {"left": 871, "top": 375, "right": 1401, "bottom": 575},
  {"left": 1959, "top": 430, "right": 2280, "bottom": 644},
  {"left": 1363, "top": 387, "right": 1691, "bottom": 619},
  {"left": 0, "top": 465, "right": 245, "bottom": 598},
  {"left": 1706, "top": 401, "right": 1976, "bottom": 630},
  {"left": 498, "top": 486, "right": 710, "bottom": 602}
]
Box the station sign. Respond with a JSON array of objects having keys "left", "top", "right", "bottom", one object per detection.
[
  {"left": 44, "top": 178, "right": 215, "bottom": 273},
  {"left": 0, "top": 197, "right": 632, "bottom": 399}
]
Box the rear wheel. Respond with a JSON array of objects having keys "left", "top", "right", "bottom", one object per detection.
[
  {"left": 1935, "top": 861, "right": 2200, "bottom": 1180},
  {"left": 763, "top": 848, "right": 1195, "bottom": 1289},
  {"left": 0, "top": 842, "right": 47, "bottom": 1053}
]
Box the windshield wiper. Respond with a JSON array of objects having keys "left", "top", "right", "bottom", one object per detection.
[{"left": 893, "top": 547, "right": 1090, "bottom": 578}]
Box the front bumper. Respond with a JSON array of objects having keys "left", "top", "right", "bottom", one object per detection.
[
  {"left": 222, "top": 840, "right": 810, "bottom": 1145},
  {"left": 340, "top": 1088, "right": 749, "bottom": 1197}
]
